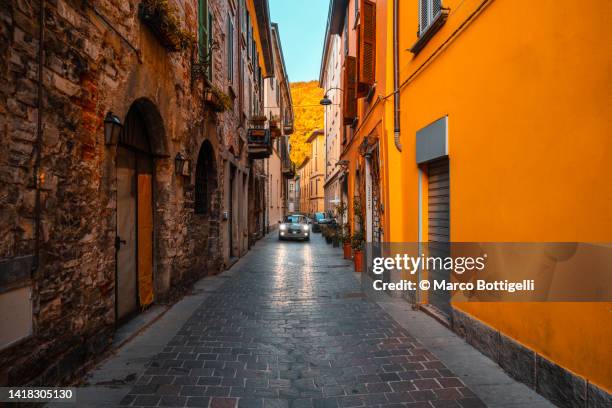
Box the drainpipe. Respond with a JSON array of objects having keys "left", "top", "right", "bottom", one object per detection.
[
  {"left": 393, "top": 0, "right": 402, "bottom": 152},
  {"left": 32, "top": 0, "right": 45, "bottom": 276}
]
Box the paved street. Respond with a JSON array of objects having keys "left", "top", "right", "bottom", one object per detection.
[{"left": 117, "top": 234, "right": 485, "bottom": 408}]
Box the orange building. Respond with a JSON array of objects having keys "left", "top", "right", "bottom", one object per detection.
[
  {"left": 297, "top": 157, "right": 310, "bottom": 213},
  {"left": 322, "top": 0, "right": 612, "bottom": 404},
  {"left": 306, "top": 130, "right": 326, "bottom": 214},
  {"left": 296, "top": 129, "right": 325, "bottom": 214},
  {"left": 321, "top": 0, "right": 388, "bottom": 242}
]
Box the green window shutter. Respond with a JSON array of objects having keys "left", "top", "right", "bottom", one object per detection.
[
  {"left": 228, "top": 14, "right": 234, "bottom": 81},
  {"left": 207, "top": 10, "right": 213, "bottom": 80},
  {"left": 198, "top": 0, "right": 209, "bottom": 62}
]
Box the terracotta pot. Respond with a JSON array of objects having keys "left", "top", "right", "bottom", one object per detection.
[
  {"left": 353, "top": 250, "right": 363, "bottom": 272},
  {"left": 343, "top": 243, "right": 352, "bottom": 259}
]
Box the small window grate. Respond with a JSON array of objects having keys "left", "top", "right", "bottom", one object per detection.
[{"left": 419, "top": 0, "right": 443, "bottom": 35}]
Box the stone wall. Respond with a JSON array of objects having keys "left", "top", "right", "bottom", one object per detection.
[
  {"left": 0, "top": 0, "right": 268, "bottom": 386},
  {"left": 452, "top": 309, "right": 612, "bottom": 408}
]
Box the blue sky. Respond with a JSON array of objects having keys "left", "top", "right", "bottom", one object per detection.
[{"left": 269, "top": 0, "right": 329, "bottom": 83}]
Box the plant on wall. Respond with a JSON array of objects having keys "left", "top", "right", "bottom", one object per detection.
[
  {"left": 139, "top": 0, "right": 195, "bottom": 51},
  {"left": 204, "top": 85, "right": 234, "bottom": 113}
]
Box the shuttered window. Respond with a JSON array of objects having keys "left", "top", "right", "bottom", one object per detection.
[
  {"left": 246, "top": 11, "right": 251, "bottom": 60},
  {"left": 419, "top": 0, "right": 443, "bottom": 35},
  {"left": 343, "top": 15, "right": 349, "bottom": 56},
  {"left": 207, "top": 12, "right": 213, "bottom": 80},
  {"left": 198, "top": 0, "right": 208, "bottom": 63},
  {"left": 198, "top": 0, "right": 213, "bottom": 81},
  {"left": 227, "top": 14, "right": 234, "bottom": 81},
  {"left": 342, "top": 56, "right": 357, "bottom": 125},
  {"left": 358, "top": 0, "right": 376, "bottom": 87}
]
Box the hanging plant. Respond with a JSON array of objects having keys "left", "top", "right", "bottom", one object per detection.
[
  {"left": 204, "top": 85, "right": 234, "bottom": 113},
  {"left": 139, "top": 0, "right": 195, "bottom": 51}
]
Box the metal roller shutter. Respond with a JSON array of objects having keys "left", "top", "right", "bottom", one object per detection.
[{"left": 427, "top": 158, "right": 451, "bottom": 317}]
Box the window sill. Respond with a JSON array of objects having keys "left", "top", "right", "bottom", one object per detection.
[{"left": 409, "top": 9, "right": 450, "bottom": 55}]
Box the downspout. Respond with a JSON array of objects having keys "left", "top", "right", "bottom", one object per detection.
[
  {"left": 32, "top": 0, "right": 45, "bottom": 276},
  {"left": 392, "top": 0, "right": 402, "bottom": 151}
]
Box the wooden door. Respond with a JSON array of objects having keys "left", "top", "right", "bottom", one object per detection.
[
  {"left": 116, "top": 147, "right": 138, "bottom": 320},
  {"left": 137, "top": 153, "right": 154, "bottom": 307}
]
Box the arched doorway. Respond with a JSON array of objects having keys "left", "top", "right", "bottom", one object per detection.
[
  {"left": 115, "top": 102, "right": 157, "bottom": 322},
  {"left": 194, "top": 140, "right": 217, "bottom": 215}
]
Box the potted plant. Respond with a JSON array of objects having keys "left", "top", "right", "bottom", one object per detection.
[
  {"left": 335, "top": 202, "right": 351, "bottom": 258},
  {"left": 322, "top": 226, "right": 332, "bottom": 244},
  {"left": 341, "top": 226, "right": 352, "bottom": 259},
  {"left": 351, "top": 230, "right": 364, "bottom": 272},
  {"left": 332, "top": 226, "right": 340, "bottom": 248}
]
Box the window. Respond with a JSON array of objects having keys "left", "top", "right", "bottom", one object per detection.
[
  {"left": 198, "top": 0, "right": 213, "bottom": 81},
  {"left": 198, "top": 0, "right": 211, "bottom": 76},
  {"left": 343, "top": 14, "right": 349, "bottom": 55},
  {"left": 241, "top": 0, "right": 247, "bottom": 35},
  {"left": 419, "top": 0, "right": 443, "bottom": 35},
  {"left": 227, "top": 14, "right": 234, "bottom": 81},
  {"left": 207, "top": 12, "right": 213, "bottom": 79},
  {"left": 358, "top": 0, "right": 376, "bottom": 87},
  {"left": 246, "top": 11, "right": 251, "bottom": 59}
]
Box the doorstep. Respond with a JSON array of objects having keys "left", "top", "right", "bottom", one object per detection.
[{"left": 112, "top": 305, "right": 169, "bottom": 349}]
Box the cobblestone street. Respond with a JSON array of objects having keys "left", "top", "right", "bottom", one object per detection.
[{"left": 118, "top": 234, "right": 485, "bottom": 408}]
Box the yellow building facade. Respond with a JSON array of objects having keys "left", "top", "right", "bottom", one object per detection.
[
  {"left": 307, "top": 130, "right": 326, "bottom": 214},
  {"left": 323, "top": 0, "right": 612, "bottom": 403}
]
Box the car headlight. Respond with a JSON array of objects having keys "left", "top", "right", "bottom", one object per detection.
[
  {"left": 280, "top": 224, "right": 287, "bottom": 231},
  {"left": 302, "top": 225, "right": 309, "bottom": 231}
]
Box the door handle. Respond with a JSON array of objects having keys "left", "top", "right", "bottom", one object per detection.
[{"left": 115, "top": 236, "right": 127, "bottom": 250}]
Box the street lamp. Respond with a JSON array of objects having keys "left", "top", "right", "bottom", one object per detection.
[
  {"left": 104, "top": 111, "right": 122, "bottom": 146},
  {"left": 319, "top": 87, "right": 344, "bottom": 106}
]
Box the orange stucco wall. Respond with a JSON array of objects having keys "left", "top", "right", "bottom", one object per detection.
[{"left": 383, "top": 0, "right": 612, "bottom": 391}]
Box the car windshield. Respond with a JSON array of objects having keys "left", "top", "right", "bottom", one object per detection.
[
  {"left": 284, "top": 215, "right": 304, "bottom": 224},
  {"left": 315, "top": 212, "right": 326, "bottom": 221}
]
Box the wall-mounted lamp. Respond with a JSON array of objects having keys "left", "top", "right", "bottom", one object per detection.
[
  {"left": 104, "top": 111, "right": 122, "bottom": 146},
  {"left": 319, "top": 87, "right": 344, "bottom": 106},
  {"left": 175, "top": 152, "right": 190, "bottom": 176}
]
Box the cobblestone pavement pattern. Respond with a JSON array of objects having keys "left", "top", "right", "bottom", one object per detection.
[{"left": 120, "top": 234, "right": 486, "bottom": 408}]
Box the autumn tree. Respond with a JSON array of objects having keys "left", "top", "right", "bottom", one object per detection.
[{"left": 290, "top": 81, "right": 324, "bottom": 166}]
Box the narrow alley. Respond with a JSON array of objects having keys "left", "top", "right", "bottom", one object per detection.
[
  {"left": 58, "top": 233, "right": 550, "bottom": 408},
  {"left": 1, "top": 1, "right": 610, "bottom": 407}
]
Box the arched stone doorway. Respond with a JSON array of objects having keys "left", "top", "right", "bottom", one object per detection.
[
  {"left": 195, "top": 140, "right": 217, "bottom": 215},
  {"left": 192, "top": 139, "right": 219, "bottom": 274},
  {"left": 115, "top": 99, "right": 163, "bottom": 322}
]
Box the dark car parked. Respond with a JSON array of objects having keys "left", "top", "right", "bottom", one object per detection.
[{"left": 311, "top": 212, "right": 332, "bottom": 232}]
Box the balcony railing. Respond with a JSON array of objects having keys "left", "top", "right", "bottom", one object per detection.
[
  {"left": 247, "top": 115, "right": 272, "bottom": 159},
  {"left": 282, "top": 161, "right": 296, "bottom": 178}
]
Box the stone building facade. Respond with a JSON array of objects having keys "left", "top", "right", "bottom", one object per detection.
[{"left": 0, "top": 0, "right": 277, "bottom": 386}]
